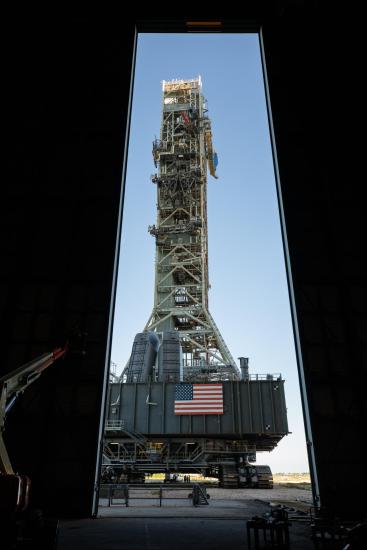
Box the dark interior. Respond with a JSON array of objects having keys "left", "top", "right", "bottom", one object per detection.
[{"left": 2, "top": 8, "right": 365, "bottom": 520}]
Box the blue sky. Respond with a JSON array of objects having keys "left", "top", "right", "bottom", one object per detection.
[{"left": 111, "top": 33, "right": 309, "bottom": 472}]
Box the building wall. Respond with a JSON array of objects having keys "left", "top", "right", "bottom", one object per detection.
[
  {"left": 2, "top": 10, "right": 364, "bottom": 518},
  {"left": 2, "top": 18, "right": 135, "bottom": 516},
  {"left": 262, "top": 7, "right": 366, "bottom": 515}
]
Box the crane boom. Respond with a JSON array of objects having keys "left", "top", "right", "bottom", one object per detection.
[{"left": 0, "top": 346, "right": 68, "bottom": 475}]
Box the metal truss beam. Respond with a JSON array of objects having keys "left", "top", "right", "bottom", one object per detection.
[{"left": 145, "top": 78, "right": 240, "bottom": 380}]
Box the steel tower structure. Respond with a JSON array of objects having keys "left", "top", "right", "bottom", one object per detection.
[{"left": 145, "top": 78, "right": 239, "bottom": 381}]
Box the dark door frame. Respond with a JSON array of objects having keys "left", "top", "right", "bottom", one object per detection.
[{"left": 92, "top": 20, "right": 319, "bottom": 516}]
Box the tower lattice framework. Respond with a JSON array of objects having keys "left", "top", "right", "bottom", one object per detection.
[{"left": 145, "top": 77, "right": 239, "bottom": 381}]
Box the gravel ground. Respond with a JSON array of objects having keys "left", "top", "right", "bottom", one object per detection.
[{"left": 206, "top": 484, "right": 313, "bottom": 505}]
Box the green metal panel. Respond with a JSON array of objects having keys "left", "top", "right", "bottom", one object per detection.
[{"left": 108, "top": 380, "right": 288, "bottom": 438}]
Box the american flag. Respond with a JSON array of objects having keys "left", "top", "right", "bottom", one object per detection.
[{"left": 174, "top": 383, "right": 224, "bottom": 415}]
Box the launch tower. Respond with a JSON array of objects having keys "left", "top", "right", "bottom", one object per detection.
[{"left": 145, "top": 77, "right": 239, "bottom": 381}]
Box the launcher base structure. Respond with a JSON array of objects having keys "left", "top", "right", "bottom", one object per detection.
[
  {"left": 105, "top": 79, "right": 288, "bottom": 490},
  {"left": 104, "top": 376, "right": 288, "bottom": 489}
]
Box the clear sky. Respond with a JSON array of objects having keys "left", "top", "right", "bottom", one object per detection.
[{"left": 111, "top": 33, "right": 309, "bottom": 473}]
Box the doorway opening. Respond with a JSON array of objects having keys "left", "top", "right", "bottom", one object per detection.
[{"left": 96, "top": 31, "right": 313, "bottom": 519}]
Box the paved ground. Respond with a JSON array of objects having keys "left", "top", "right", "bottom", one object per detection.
[
  {"left": 97, "top": 484, "right": 313, "bottom": 517},
  {"left": 58, "top": 516, "right": 314, "bottom": 550},
  {"left": 57, "top": 486, "right": 315, "bottom": 549}
]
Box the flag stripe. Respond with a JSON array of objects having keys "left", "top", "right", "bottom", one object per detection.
[
  {"left": 175, "top": 408, "right": 223, "bottom": 411},
  {"left": 175, "top": 410, "right": 223, "bottom": 413},
  {"left": 194, "top": 389, "right": 221, "bottom": 392},
  {"left": 194, "top": 390, "right": 222, "bottom": 393},
  {"left": 175, "top": 412, "right": 222, "bottom": 415},
  {"left": 176, "top": 399, "right": 222, "bottom": 405},
  {"left": 194, "top": 386, "right": 222, "bottom": 390},
  {"left": 175, "top": 406, "right": 224, "bottom": 410},
  {"left": 175, "top": 403, "right": 223, "bottom": 407}
]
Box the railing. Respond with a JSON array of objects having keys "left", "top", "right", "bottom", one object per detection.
[
  {"left": 113, "top": 372, "right": 282, "bottom": 383},
  {"left": 192, "top": 484, "right": 209, "bottom": 506},
  {"left": 204, "top": 443, "right": 256, "bottom": 454},
  {"left": 99, "top": 483, "right": 209, "bottom": 508},
  {"left": 247, "top": 374, "right": 282, "bottom": 381},
  {"left": 105, "top": 419, "right": 125, "bottom": 431}
]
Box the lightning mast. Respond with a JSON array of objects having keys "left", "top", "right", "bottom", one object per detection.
[{"left": 145, "top": 77, "right": 239, "bottom": 381}]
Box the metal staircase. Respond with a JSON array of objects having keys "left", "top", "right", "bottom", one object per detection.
[
  {"left": 189, "top": 443, "right": 205, "bottom": 463},
  {"left": 122, "top": 429, "right": 147, "bottom": 452},
  {"left": 192, "top": 484, "right": 209, "bottom": 506}
]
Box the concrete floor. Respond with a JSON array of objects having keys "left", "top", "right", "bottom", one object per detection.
[
  {"left": 58, "top": 517, "right": 314, "bottom": 550},
  {"left": 57, "top": 490, "right": 315, "bottom": 549}
]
